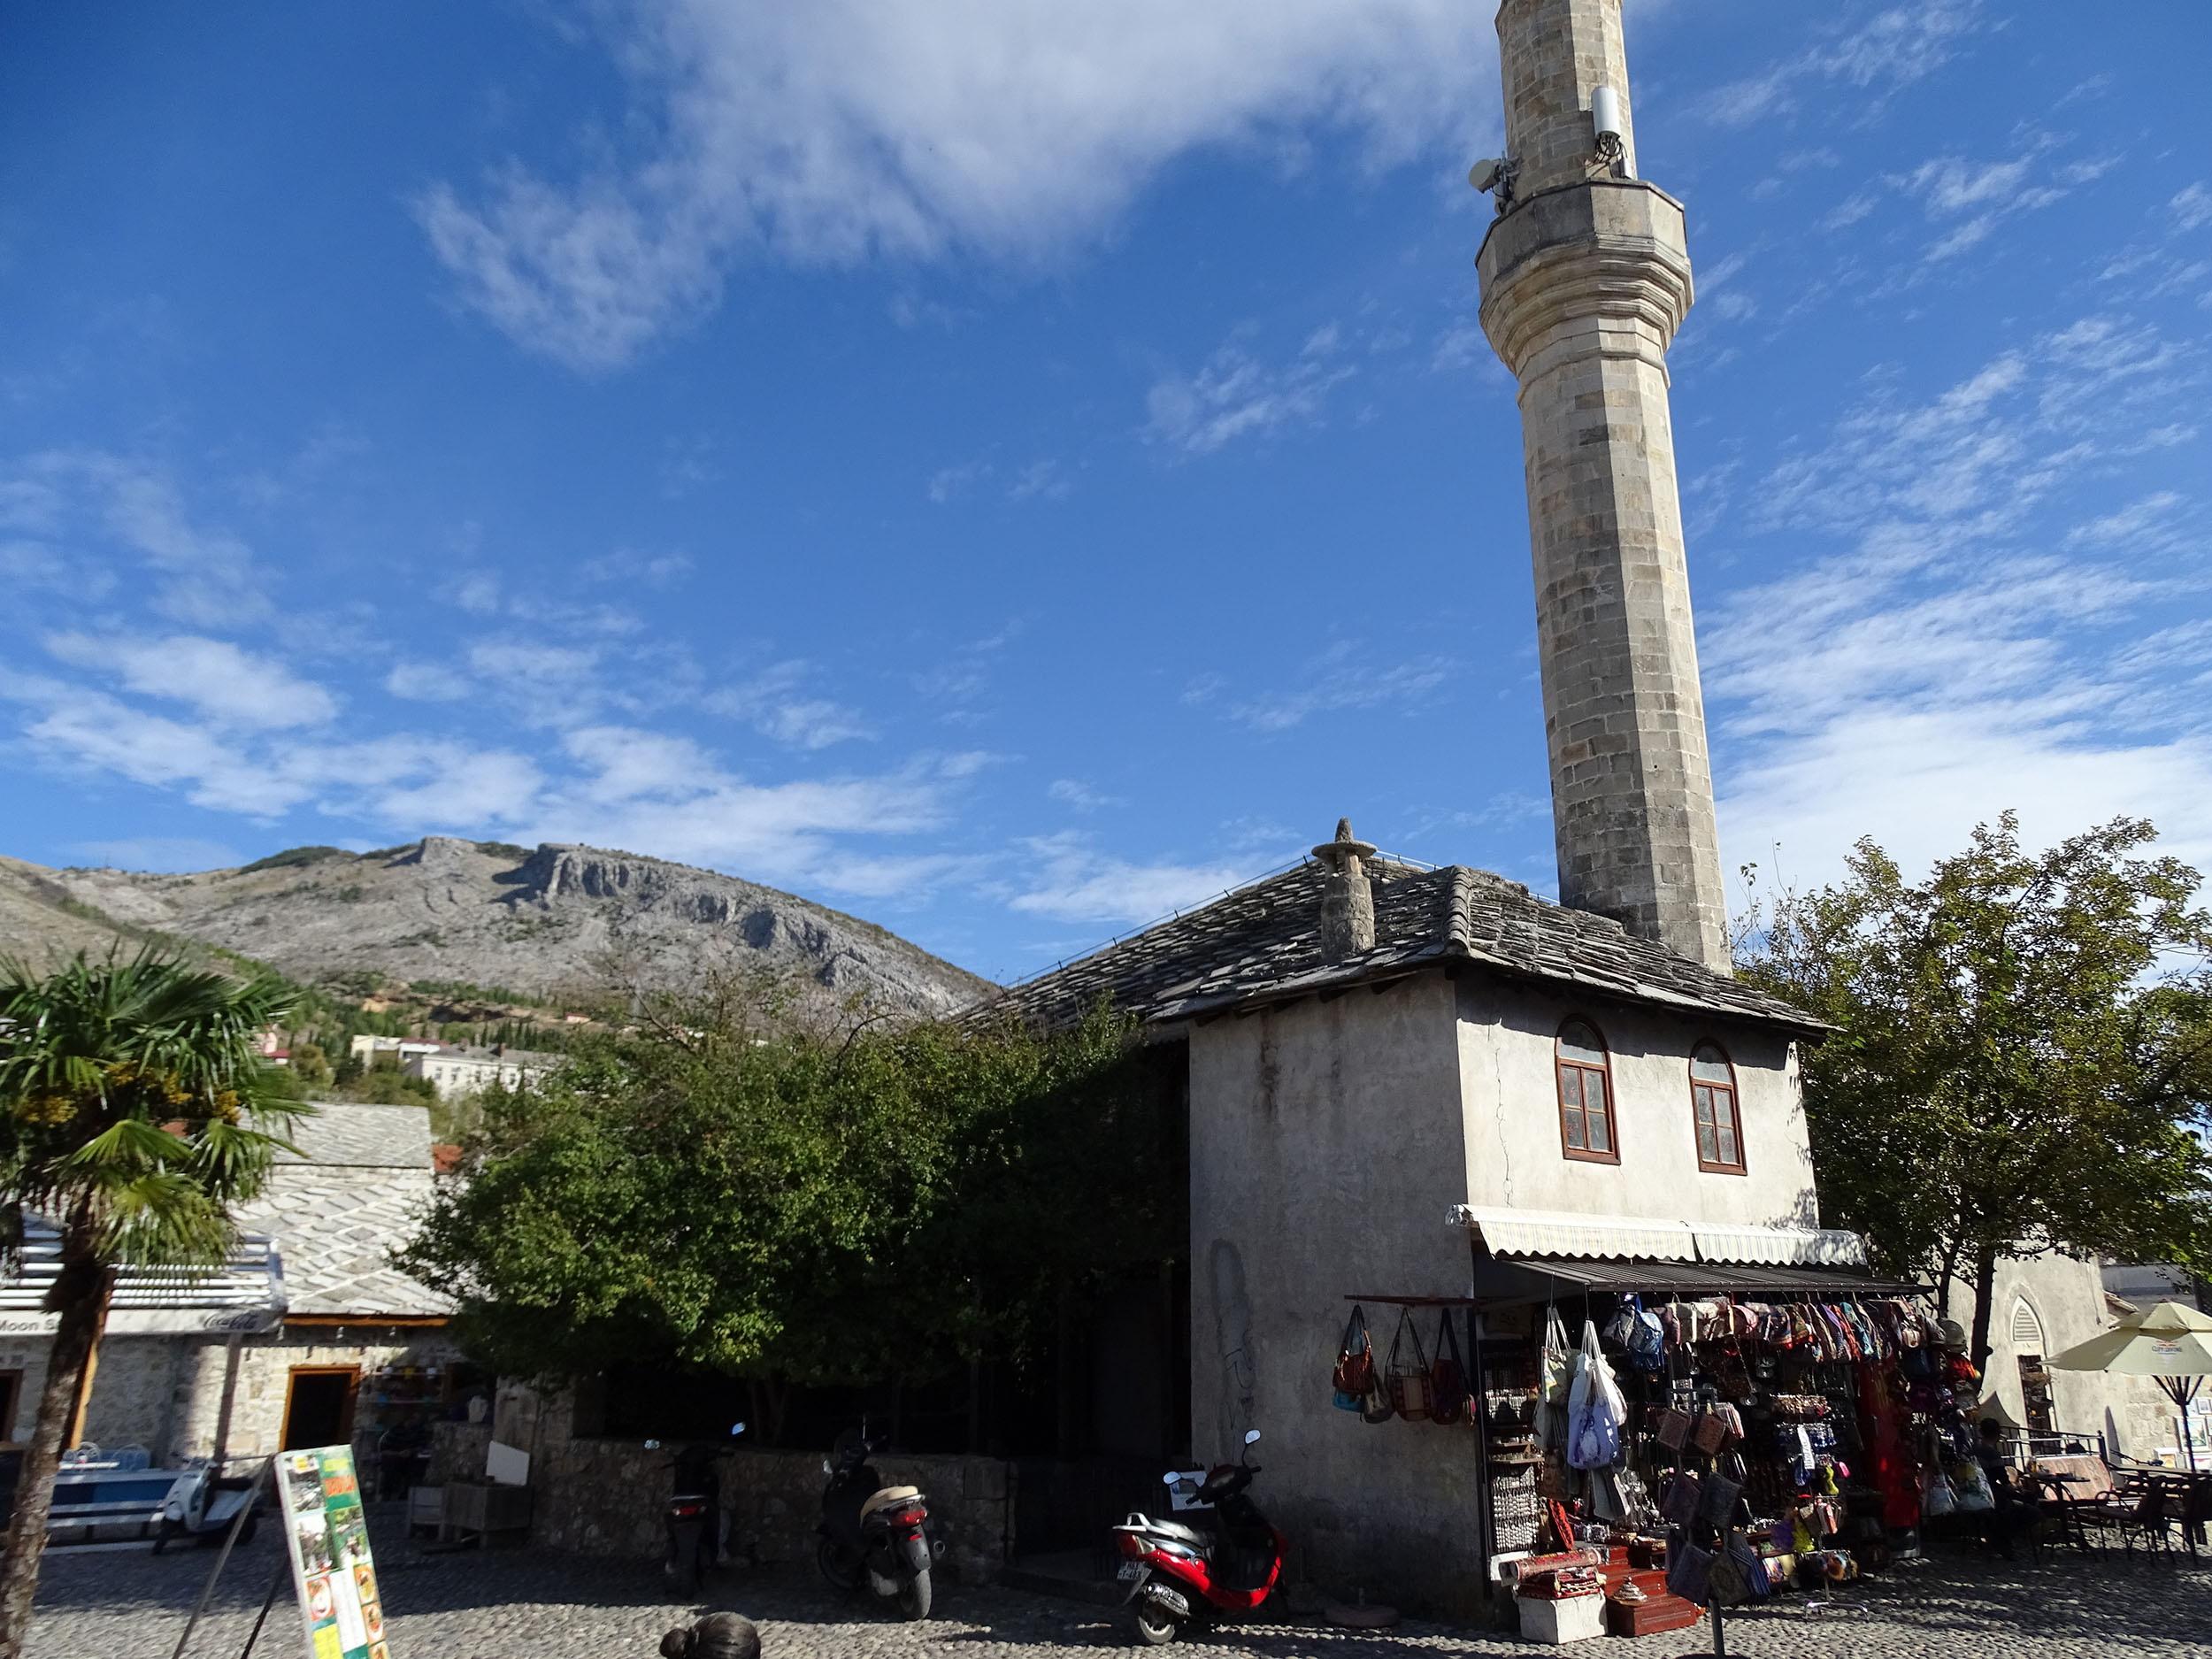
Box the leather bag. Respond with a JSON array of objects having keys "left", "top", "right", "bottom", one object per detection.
[
  {"left": 1331, "top": 1306, "right": 1375, "bottom": 1410},
  {"left": 1385, "top": 1310, "right": 1432, "bottom": 1422},
  {"left": 1429, "top": 1309, "right": 1471, "bottom": 1425}
]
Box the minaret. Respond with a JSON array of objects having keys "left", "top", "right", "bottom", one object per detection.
[{"left": 1475, "top": 0, "right": 1732, "bottom": 973}]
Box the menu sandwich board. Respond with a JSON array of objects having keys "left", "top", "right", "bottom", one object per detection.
[{"left": 277, "top": 1447, "right": 393, "bottom": 1659}]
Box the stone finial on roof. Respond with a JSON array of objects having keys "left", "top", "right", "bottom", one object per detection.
[{"left": 1311, "top": 818, "right": 1378, "bottom": 964}]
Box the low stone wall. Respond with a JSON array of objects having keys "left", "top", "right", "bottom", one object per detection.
[{"left": 428, "top": 1401, "right": 1015, "bottom": 1581}]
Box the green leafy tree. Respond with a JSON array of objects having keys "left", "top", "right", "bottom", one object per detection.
[
  {"left": 399, "top": 977, "right": 1173, "bottom": 1440},
  {"left": 288, "top": 1041, "right": 331, "bottom": 1087},
  {"left": 1740, "top": 814, "right": 2212, "bottom": 1371},
  {"left": 0, "top": 950, "right": 306, "bottom": 1656}
]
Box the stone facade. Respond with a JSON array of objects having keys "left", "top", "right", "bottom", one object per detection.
[
  {"left": 426, "top": 1387, "right": 1014, "bottom": 1582},
  {"left": 1478, "top": 0, "right": 1731, "bottom": 974},
  {"left": 0, "top": 1325, "right": 460, "bottom": 1473}
]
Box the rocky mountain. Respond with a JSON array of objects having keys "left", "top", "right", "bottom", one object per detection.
[{"left": 0, "top": 837, "right": 995, "bottom": 1024}]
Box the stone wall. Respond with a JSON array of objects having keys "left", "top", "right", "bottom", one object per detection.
[
  {"left": 427, "top": 1388, "right": 1014, "bottom": 1581},
  {"left": 0, "top": 1325, "right": 462, "bottom": 1475}
]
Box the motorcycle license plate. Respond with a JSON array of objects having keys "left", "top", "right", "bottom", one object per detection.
[{"left": 1117, "top": 1562, "right": 1144, "bottom": 1582}]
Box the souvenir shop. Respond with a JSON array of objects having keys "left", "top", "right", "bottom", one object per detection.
[{"left": 1333, "top": 1249, "right": 1993, "bottom": 1643}]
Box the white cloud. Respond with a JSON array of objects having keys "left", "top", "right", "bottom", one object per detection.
[
  {"left": 1047, "top": 778, "right": 1124, "bottom": 813},
  {"left": 416, "top": 1, "right": 1494, "bottom": 369},
  {"left": 1225, "top": 642, "right": 1455, "bottom": 732},
  {"left": 1701, "top": 1, "right": 1981, "bottom": 127},
  {"left": 1007, "top": 458, "right": 1071, "bottom": 503},
  {"left": 2173, "top": 183, "right": 2212, "bottom": 234},
  {"left": 45, "top": 633, "right": 337, "bottom": 730},
  {"left": 1007, "top": 833, "right": 1264, "bottom": 926},
  {"left": 1704, "top": 312, "right": 2212, "bottom": 891},
  {"left": 7, "top": 452, "right": 268, "bottom": 626},
  {"left": 385, "top": 660, "right": 474, "bottom": 703},
  {"left": 1145, "top": 332, "right": 1356, "bottom": 456},
  {"left": 469, "top": 640, "right": 602, "bottom": 687},
  {"left": 705, "top": 660, "right": 875, "bottom": 749}
]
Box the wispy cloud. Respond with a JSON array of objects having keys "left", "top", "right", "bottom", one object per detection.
[
  {"left": 1704, "top": 310, "right": 2212, "bottom": 886},
  {"left": 704, "top": 660, "right": 875, "bottom": 749},
  {"left": 1047, "top": 778, "right": 1124, "bottom": 812},
  {"left": 5, "top": 451, "right": 269, "bottom": 626},
  {"left": 46, "top": 633, "right": 337, "bottom": 730},
  {"left": 1145, "top": 326, "right": 1356, "bottom": 456},
  {"left": 1005, "top": 832, "right": 1263, "bottom": 926},
  {"left": 1223, "top": 641, "right": 1455, "bottom": 732},
  {"left": 1701, "top": 1, "right": 1983, "bottom": 128},
  {"left": 416, "top": 0, "right": 1493, "bottom": 370}
]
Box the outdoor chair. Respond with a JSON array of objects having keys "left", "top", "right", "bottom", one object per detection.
[{"left": 2077, "top": 1475, "right": 2179, "bottom": 1557}]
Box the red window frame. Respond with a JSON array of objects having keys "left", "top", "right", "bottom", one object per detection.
[
  {"left": 1690, "top": 1041, "right": 1746, "bottom": 1174},
  {"left": 1555, "top": 1018, "right": 1619, "bottom": 1165}
]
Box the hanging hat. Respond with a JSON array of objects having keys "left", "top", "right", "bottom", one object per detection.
[{"left": 1936, "top": 1317, "right": 1968, "bottom": 1349}]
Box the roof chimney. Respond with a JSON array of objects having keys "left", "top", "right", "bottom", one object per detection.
[{"left": 1311, "top": 818, "right": 1378, "bottom": 964}]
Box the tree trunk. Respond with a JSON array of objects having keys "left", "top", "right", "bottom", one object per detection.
[
  {"left": 0, "top": 1227, "right": 113, "bottom": 1659},
  {"left": 1967, "top": 1242, "right": 2001, "bottom": 1381},
  {"left": 1933, "top": 1238, "right": 1962, "bottom": 1321}
]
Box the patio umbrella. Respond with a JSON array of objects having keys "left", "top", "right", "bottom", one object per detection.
[{"left": 2047, "top": 1300, "right": 2212, "bottom": 1471}]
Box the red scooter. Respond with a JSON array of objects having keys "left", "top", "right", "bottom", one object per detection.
[{"left": 1110, "top": 1430, "right": 1284, "bottom": 1646}]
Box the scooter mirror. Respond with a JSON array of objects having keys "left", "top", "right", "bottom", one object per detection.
[
  {"left": 644, "top": 1440, "right": 663, "bottom": 1451},
  {"left": 1244, "top": 1430, "right": 1262, "bottom": 1446}
]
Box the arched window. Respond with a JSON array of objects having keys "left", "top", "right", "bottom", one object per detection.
[
  {"left": 1555, "top": 1018, "right": 1618, "bottom": 1164},
  {"left": 1690, "top": 1041, "right": 1745, "bottom": 1173}
]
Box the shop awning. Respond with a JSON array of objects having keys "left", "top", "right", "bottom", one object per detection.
[
  {"left": 1468, "top": 1253, "right": 1930, "bottom": 1305},
  {"left": 0, "top": 1218, "right": 287, "bottom": 1337},
  {"left": 1448, "top": 1206, "right": 1866, "bottom": 1268}
]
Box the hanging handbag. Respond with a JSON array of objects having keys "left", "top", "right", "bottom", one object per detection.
[
  {"left": 1660, "top": 1470, "right": 1703, "bottom": 1526},
  {"left": 1920, "top": 1467, "right": 1957, "bottom": 1518},
  {"left": 1699, "top": 1466, "right": 1746, "bottom": 1527},
  {"left": 1692, "top": 1408, "right": 1731, "bottom": 1457},
  {"left": 1656, "top": 1405, "right": 1694, "bottom": 1451},
  {"left": 1429, "top": 1309, "right": 1470, "bottom": 1425},
  {"left": 1385, "top": 1310, "right": 1432, "bottom": 1422},
  {"left": 1665, "top": 1536, "right": 1716, "bottom": 1604},
  {"left": 1332, "top": 1306, "right": 1375, "bottom": 1410}
]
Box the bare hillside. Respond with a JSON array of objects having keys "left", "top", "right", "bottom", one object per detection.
[{"left": 1, "top": 838, "right": 995, "bottom": 1022}]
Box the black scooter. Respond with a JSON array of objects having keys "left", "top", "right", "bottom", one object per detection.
[
  {"left": 814, "top": 1425, "right": 943, "bottom": 1620},
  {"left": 647, "top": 1422, "right": 744, "bottom": 1594}
]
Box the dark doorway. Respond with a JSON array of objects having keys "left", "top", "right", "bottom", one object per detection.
[{"left": 282, "top": 1367, "right": 359, "bottom": 1451}]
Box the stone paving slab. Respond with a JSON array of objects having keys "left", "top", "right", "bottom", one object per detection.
[{"left": 22, "top": 1511, "right": 2212, "bottom": 1658}]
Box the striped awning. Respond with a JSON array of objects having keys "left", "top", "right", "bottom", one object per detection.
[{"left": 0, "top": 1217, "right": 287, "bottom": 1337}]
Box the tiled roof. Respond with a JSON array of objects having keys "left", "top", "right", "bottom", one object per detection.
[
  {"left": 278, "top": 1101, "right": 434, "bottom": 1168},
  {"left": 243, "top": 1102, "right": 450, "bottom": 1319},
  {"left": 981, "top": 858, "right": 1823, "bottom": 1035}
]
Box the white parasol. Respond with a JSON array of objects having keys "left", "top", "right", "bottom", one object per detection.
[{"left": 2046, "top": 1300, "right": 2212, "bottom": 1470}]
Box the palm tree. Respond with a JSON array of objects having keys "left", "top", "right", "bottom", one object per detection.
[{"left": 0, "top": 949, "right": 305, "bottom": 1657}]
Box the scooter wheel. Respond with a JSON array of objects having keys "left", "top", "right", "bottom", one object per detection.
[
  {"left": 816, "top": 1537, "right": 863, "bottom": 1593},
  {"left": 1129, "top": 1601, "right": 1179, "bottom": 1646},
  {"left": 897, "top": 1566, "right": 933, "bottom": 1621}
]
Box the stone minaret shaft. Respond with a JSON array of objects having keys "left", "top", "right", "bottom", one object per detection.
[{"left": 1478, "top": 0, "right": 1731, "bottom": 973}]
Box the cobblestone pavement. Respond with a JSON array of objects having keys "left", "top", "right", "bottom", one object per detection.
[{"left": 24, "top": 1511, "right": 2212, "bottom": 1659}]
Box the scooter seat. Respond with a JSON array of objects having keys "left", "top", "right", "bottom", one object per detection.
[
  {"left": 1142, "top": 1518, "right": 1210, "bottom": 1553},
  {"left": 860, "top": 1486, "right": 922, "bottom": 1521}
]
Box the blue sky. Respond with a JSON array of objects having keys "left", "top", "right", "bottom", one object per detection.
[{"left": 3, "top": 0, "right": 2208, "bottom": 984}]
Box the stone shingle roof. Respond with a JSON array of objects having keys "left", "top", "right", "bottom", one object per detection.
[
  {"left": 242, "top": 1102, "right": 450, "bottom": 1319},
  {"left": 277, "top": 1101, "right": 434, "bottom": 1168},
  {"left": 984, "top": 858, "right": 1824, "bottom": 1035}
]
